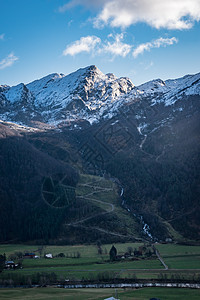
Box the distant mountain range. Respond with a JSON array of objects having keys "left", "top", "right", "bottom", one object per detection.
[
  {"left": 0, "top": 65, "right": 199, "bottom": 127},
  {"left": 0, "top": 66, "right": 199, "bottom": 244}
]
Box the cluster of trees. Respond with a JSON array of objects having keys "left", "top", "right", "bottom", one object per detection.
[
  {"left": 108, "top": 245, "right": 153, "bottom": 262},
  {"left": 0, "top": 254, "right": 6, "bottom": 273},
  {"left": 0, "top": 272, "right": 57, "bottom": 286},
  {"left": 55, "top": 252, "right": 81, "bottom": 258},
  {"left": 1, "top": 270, "right": 200, "bottom": 286},
  {"left": 0, "top": 136, "right": 79, "bottom": 243}
]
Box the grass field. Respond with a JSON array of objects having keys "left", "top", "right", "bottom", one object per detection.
[
  {"left": 1, "top": 243, "right": 200, "bottom": 299},
  {"left": 0, "top": 287, "right": 200, "bottom": 300},
  {"left": 0, "top": 257, "right": 163, "bottom": 281},
  {"left": 156, "top": 244, "right": 200, "bottom": 256},
  {"left": 156, "top": 244, "right": 200, "bottom": 269},
  {"left": 164, "top": 256, "right": 200, "bottom": 269},
  {"left": 0, "top": 242, "right": 158, "bottom": 281},
  {"left": 1, "top": 243, "right": 200, "bottom": 282},
  {"left": 0, "top": 242, "right": 143, "bottom": 257}
]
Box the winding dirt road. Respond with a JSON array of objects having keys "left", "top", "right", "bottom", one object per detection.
[{"left": 66, "top": 177, "right": 140, "bottom": 240}]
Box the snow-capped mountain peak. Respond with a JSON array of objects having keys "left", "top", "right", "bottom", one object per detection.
[
  {"left": 0, "top": 66, "right": 199, "bottom": 127},
  {"left": 137, "top": 78, "right": 167, "bottom": 94}
]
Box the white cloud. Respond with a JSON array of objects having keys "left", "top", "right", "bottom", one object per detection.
[
  {"left": 133, "top": 37, "right": 178, "bottom": 58},
  {"left": 63, "top": 33, "right": 131, "bottom": 58},
  {"left": 100, "top": 33, "right": 131, "bottom": 57},
  {"left": 58, "top": 0, "right": 107, "bottom": 12},
  {"left": 58, "top": 1, "right": 76, "bottom": 12},
  {"left": 0, "top": 33, "right": 5, "bottom": 40},
  {"left": 0, "top": 53, "right": 19, "bottom": 70},
  {"left": 63, "top": 35, "right": 177, "bottom": 59},
  {"left": 63, "top": 0, "right": 200, "bottom": 30},
  {"left": 63, "top": 36, "right": 101, "bottom": 56}
]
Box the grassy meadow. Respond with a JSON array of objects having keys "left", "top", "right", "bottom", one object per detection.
[
  {"left": 0, "top": 243, "right": 200, "bottom": 282},
  {"left": 0, "top": 243, "right": 200, "bottom": 299},
  {"left": 0, "top": 287, "right": 200, "bottom": 300}
]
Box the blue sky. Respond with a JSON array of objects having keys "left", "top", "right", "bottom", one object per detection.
[{"left": 0, "top": 0, "right": 200, "bottom": 86}]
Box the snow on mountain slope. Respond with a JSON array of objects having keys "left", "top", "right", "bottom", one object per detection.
[
  {"left": 27, "top": 73, "right": 65, "bottom": 97},
  {"left": 0, "top": 66, "right": 199, "bottom": 128},
  {"left": 131, "top": 72, "right": 200, "bottom": 107},
  {"left": 27, "top": 65, "right": 133, "bottom": 110},
  {"left": 0, "top": 85, "right": 9, "bottom": 92},
  {"left": 163, "top": 72, "right": 200, "bottom": 105},
  {"left": 27, "top": 65, "right": 135, "bottom": 123},
  {"left": 0, "top": 65, "right": 135, "bottom": 124},
  {"left": 137, "top": 79, "right": 169, "bottom": 95},
  {"left": 5, "top": 83, "right": 33, "bottom": 104}
]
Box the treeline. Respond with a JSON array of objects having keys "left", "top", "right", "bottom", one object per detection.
[{"left": 1, "top": 271, "right": 200, "bottom": 286}]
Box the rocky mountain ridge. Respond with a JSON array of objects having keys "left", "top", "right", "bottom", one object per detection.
[{"left": 0, "top": 65, "right": 199, "bottom": 128}]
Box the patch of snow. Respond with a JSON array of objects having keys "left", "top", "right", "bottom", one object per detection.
[
  {"left": 137, "top": 123, "right": 148, "bottom": 135},
  {"left": 111, "top": 120, "right": 119, "bottom": 126},
  {"left": 5, "top": 83, "right": 27, "bottom": 103}
]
